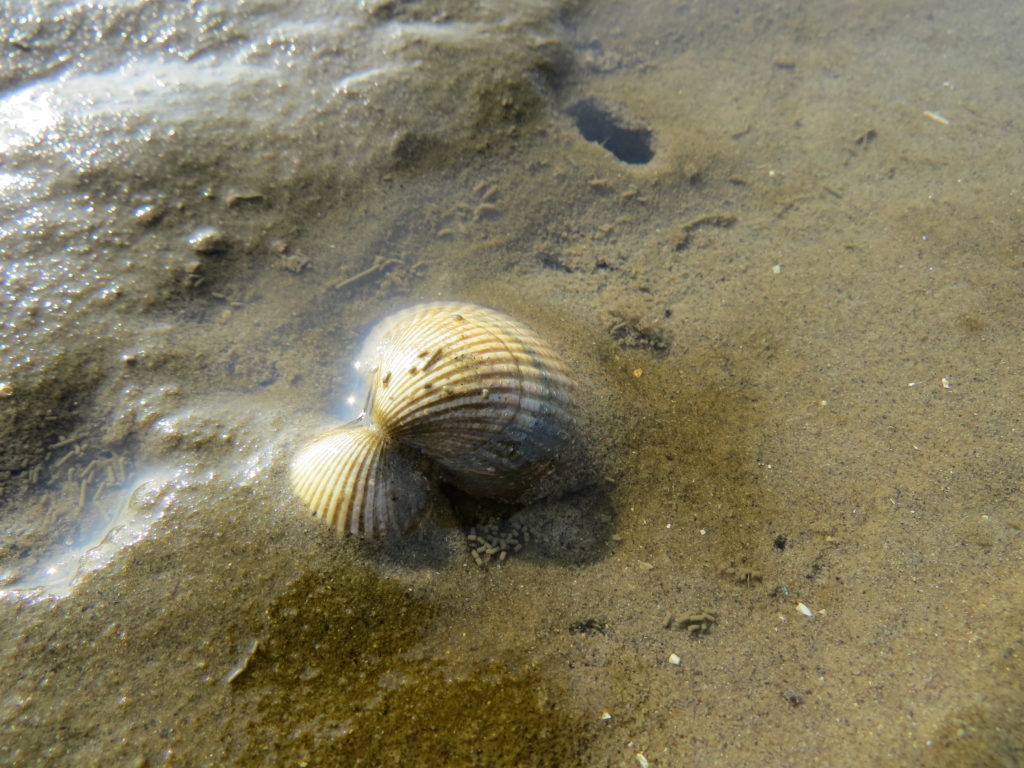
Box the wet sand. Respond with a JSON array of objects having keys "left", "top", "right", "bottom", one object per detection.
[{"left": 1, "top": 0, "right": 1022, "bottom": 766}]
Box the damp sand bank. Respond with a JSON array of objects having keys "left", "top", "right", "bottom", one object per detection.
[{"left": 1, "top": 1, "right": 1022, "bottom": 766}]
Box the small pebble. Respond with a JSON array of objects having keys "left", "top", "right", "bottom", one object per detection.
[
  {"left": 188, "top": 227, "right": 228, "bottom": 254},
  {"left": 133, "top": 203, "right": 163, "bottom": 226},
  {"left": 782, "top": 690, "right": 805, "bottom": 706}
]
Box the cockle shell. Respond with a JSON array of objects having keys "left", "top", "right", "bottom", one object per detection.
[
  {"left": 290, "top": 302, "right": 575, "bottom": 536},
  {"left": 289, "top": 424, "right": 430, "bottom": 536},
  {"left": 359, "top": 303, "right": 575, "bottom": 499}
]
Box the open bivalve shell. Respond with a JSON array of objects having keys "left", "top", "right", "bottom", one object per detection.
[
  {"left": 290, "top": 302, "right": 576, "bottom": 537},
  {"left": 359, "top": 303, "right": 575, "bottom": 500},
  {"left": 289, "top": 424, "right": 430, "bottom": 536}
]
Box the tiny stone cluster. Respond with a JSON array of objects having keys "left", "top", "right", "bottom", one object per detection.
[{"left": 465, "top": 518, "right": 532, "bottom": 567}]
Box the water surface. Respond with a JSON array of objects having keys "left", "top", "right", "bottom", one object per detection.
[{"left": 1, "top": 0, "right": 1022, "bottom": 765}]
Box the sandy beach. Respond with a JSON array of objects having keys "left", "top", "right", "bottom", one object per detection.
[{"left": 1, "top": 0, "right": 1021, "bottom": 765}]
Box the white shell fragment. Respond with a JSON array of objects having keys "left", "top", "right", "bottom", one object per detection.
[
  {"left": 795, "top": 601, "right": 815, "bottom": 617},
  {"left": 668, "top": 653, "right": 682, "bottom": 666},
  {"left": 289, "top": 425, "right": 429, "bottom": 536}
]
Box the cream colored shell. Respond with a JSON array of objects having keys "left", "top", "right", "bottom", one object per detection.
[
  {"left": 289, "top": 424, "right": 429, "bottom": 536},
  {"left": 291, "top": 302, "right": 575, "bottom": 536},
  {"left": 359, "top": 303, "right": 575, "bottom": 499}
]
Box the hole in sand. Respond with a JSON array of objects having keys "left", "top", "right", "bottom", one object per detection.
[{"left": 568, "top": 98, "right": 654, "bottom": 164}]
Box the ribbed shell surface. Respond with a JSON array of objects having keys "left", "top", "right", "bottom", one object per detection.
[
  {"left": 289, "top": 425, "right": 429, "bottom": 536},
  {"left": 360, "top": 303, "right": 575, "bottom": 498}
]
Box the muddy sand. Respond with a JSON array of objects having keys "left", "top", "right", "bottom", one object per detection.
[{"left": 1, "top": 1, "right": 1021, "bottom": 766}]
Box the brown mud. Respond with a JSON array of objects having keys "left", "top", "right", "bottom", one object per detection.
[{"left": 1, "top": 1, "right": 1022, "bottom": 766}]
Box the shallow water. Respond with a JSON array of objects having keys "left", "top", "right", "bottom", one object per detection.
[{"left": 2, "top": 0, "right": 1023, "bottom": 765}]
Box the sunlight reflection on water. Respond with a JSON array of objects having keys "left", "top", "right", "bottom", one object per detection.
[{"left": 0, "top": 467, "right": 180, "bottom": 603}]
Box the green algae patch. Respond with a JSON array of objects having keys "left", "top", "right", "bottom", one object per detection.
[
  {"left": 242, "top": 575, "right": 583, "bottom": 767},
  {"left": 246, "top": 661, "right": 583, "bottom": 767},
  {"left": 921, "top": 621, "right": 1024, "bottom": 768},
  {"left": 0, "top": 508, "right": 584, "bottom": 768}
]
